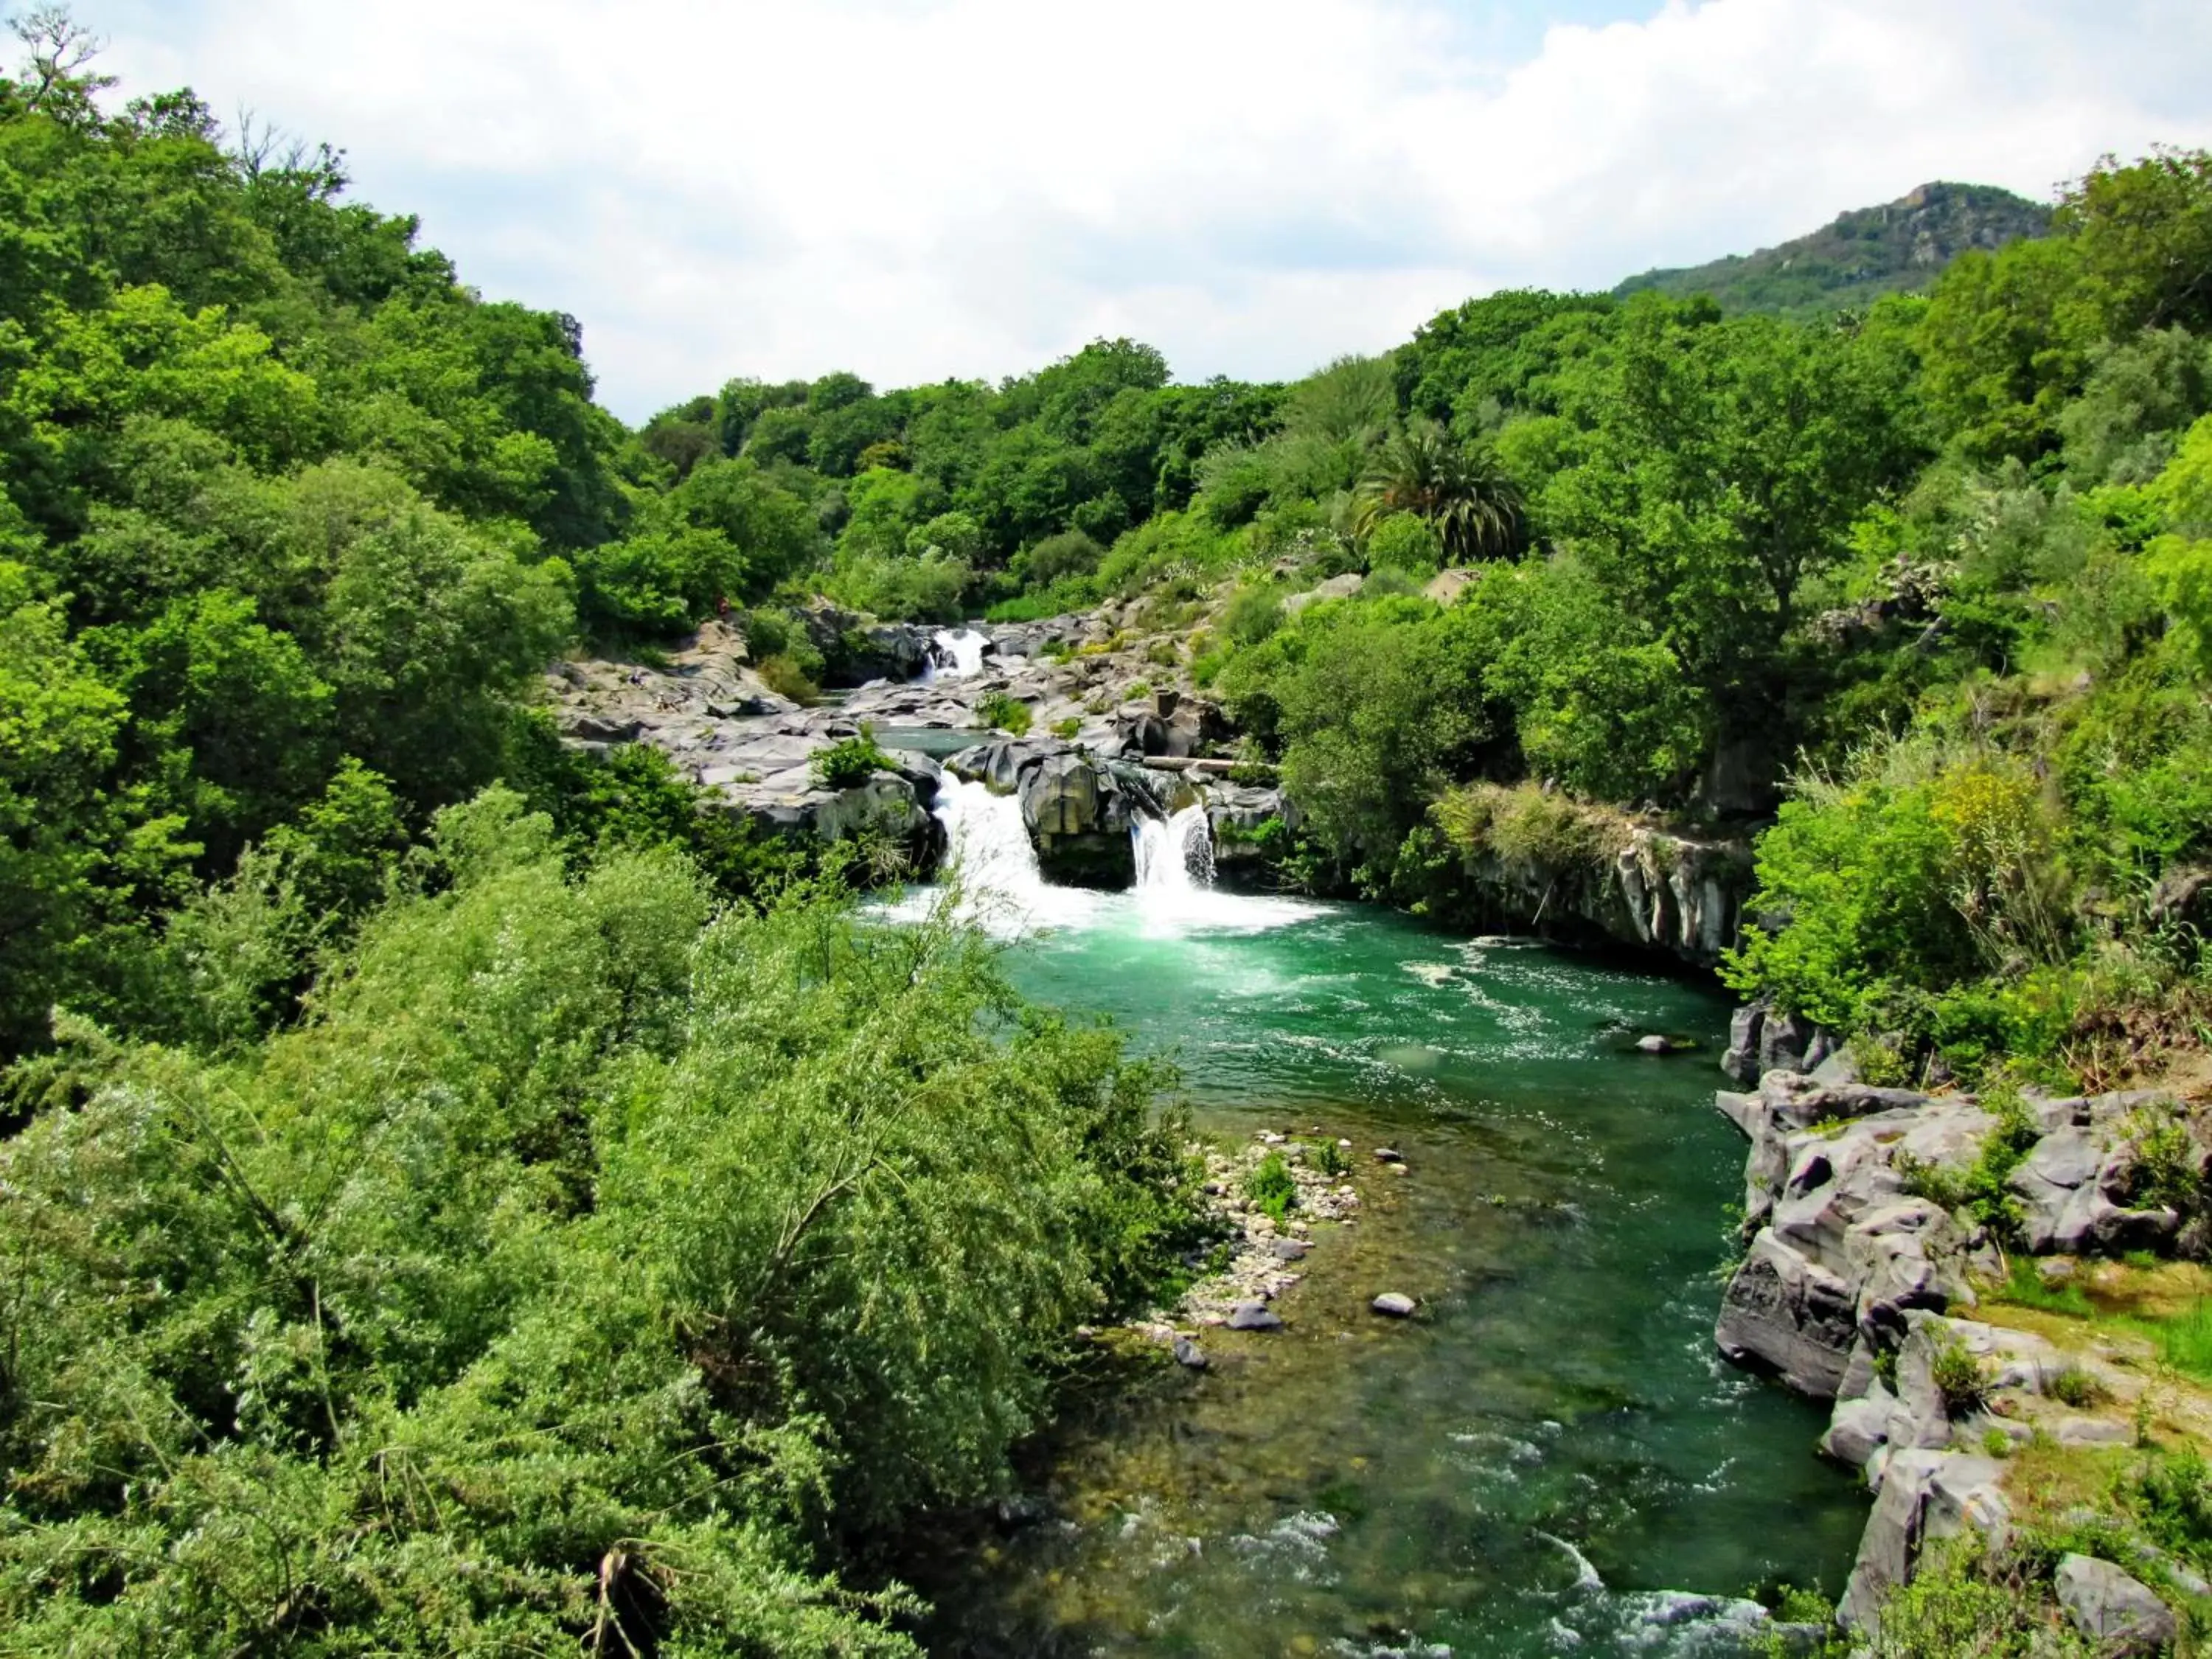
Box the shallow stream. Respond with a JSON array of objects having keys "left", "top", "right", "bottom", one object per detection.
[{"left": 886, "top": 801, "right": 1867, "bottom": 1655}]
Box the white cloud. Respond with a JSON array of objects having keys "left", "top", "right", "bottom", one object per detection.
[{"left": 92, "top": 0, "right": 2212, "bottom": 420}]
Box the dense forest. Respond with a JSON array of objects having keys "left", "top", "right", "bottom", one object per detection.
[{"left": 7, "top": 1, "right": 2212, "bottom": 1649}]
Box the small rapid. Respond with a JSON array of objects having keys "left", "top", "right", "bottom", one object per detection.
[{"left": 922, "top": 627, "right": 991, "bottom": 681}]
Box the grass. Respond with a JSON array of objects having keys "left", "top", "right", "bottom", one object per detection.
[
  {"left": 1995, "top": 1255, "right": 2095, "bottom": 1318},
  {"left": 1051, "top": 717, "right": 1081, "bottom": 740},
  {"left": 2155, "top": 1298, "right": 2212, "bottom": 1381}
]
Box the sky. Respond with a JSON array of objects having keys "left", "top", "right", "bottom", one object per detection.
[{"left": 85, "top": 0, "right": 2212, "bottom": 423}]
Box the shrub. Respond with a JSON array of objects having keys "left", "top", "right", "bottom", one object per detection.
[
  {"left": 1147, "top": 639, "right": 1179, "bottom": 667},
  {"left": 2043, "top": 1363, "right": 2109, "bottom": 1408},
  {"left": 1866, "top": 1539, "right": 2042, "bottom": 1658},
  {"left": 1051, "top": 717, "right": 1081, "bottom": 740},
  {"left": 975, "top": 692, "right": 1032, "bottom": 737},
  {"left": 812, "top": 734, "right": 893, "bottom": 790},
  {"left": 757, "top": 651, "right": 821, "bottom": 703},
  {"left": 1221, "top": 584, "right": 1285, "bottom": 647},
  {"left": 1931, "top": 1337, "right": 1992, "bottom": 1416},
  {"left": 2133, "top": 1446, "right": 2212, "bottom": 1566},
  {"left": 1896, "top": 1091, "right": 2036, "bottom": 1241},
  {"left": 1299, "top": 1137, "right": 1350, "bottom": 1177},
  {"left": 2121, "top": 1108, "right": 2203, "bottom": 1213},
  {"left": 1246, "top": 1152, "right": 1297, "bottom": 1221}
]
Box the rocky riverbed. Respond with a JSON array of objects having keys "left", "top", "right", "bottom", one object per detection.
[{"left": 542, "top": 605, "right": 1293, "bottom": 884}]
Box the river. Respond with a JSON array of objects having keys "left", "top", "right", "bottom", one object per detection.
[{"left": 881, "top": 781, "right": 1867, "bottom": 1656}]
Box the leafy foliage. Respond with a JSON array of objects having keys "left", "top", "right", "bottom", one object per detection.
[{"left": 810, "top": 732, "right": 893, "bottom": 790}]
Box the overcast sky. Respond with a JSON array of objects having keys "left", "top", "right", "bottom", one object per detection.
[{"left": 86, "top": 0, "right": 2212, "bottom": 423}]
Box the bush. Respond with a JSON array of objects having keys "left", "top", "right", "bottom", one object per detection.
[
  {"left": 812, "top": 734, "right": 893, "bottom": 790},
  {"left": 1246, "top": 1152, "right": 1297, "bottom": 1221},
  {"left": 2043, "top": 1363, "right": 2110, "bottom": 1408},
  {"left": 0, "top": 809, "right": 1203, "bottom": 1653},
  {"left": 1051, "top": 717, "right": 1081, "bottom": 740},
  {"left": 1931, "top": 1337, "right": 1992, "bottom": 1416},
  {"left": 1299, "top": 1136, "right": 1350, "bottom": 1177},
  {"left": 1896, "top": 1089, "right": 2037, "bottom": 1240},
  {"left": 1016, "top": 529, "right": 1105, "bottom": 590},
  {"left": 757, "top": 651, "right": 821, "bottom": 703},
  {"left": 1220, "top": 584, "right": 1285, "bottom": 647},
  {"left": 975, "top": 692, "right": 1032, "bottom": 736}
]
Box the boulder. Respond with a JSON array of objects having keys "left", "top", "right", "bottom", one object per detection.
[
  {"left": 947, "top": 738, "right": 1059, "bottom": 795},
  {"left": 1018, "top": 751, "right": 1137, "bottom": 888},
  {"left": 1172, "top": 1336, "right": 1209, "bottom": 1370},
  {"left": 2010, "top": 1121, "right": 2185, "bottom": 1256},
  {"left": 2053, "top": 1555, "right": 2177, "bottom": 1655},
  {"left": 1838, "top": 1450, "right": 2008, "bottom": 1630},
  {"left": 1716, "top": 1231, "right": 1859, "bottom": 1397},
  {"left": 1722, "top": 1000, "right": 1767, "bottom": 1085},
  {"left": 714, "top": 768, "right": 944, "bottom": 872},
  {"left": 1225, "top": 1301, "right": 1283, "bottom": 1332},
  {"left": 1282, "top": 572, "right": 1364, "bottom": 616},
  {"left": 1371, "top": 1293, "right": 1417, "bottom": 1318}
]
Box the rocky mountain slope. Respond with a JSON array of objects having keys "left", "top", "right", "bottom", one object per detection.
[{"left": 1613, "top": 181, "right": 2052, "bottom": 316}]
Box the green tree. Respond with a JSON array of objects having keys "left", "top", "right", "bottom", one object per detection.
[{"left": 1352, "top": 421, "right": 1527, "bottom": 561}]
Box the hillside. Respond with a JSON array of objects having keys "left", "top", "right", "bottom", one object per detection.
[{"left": 1613, "top": 179, "right": 2052, "bottom": 316}]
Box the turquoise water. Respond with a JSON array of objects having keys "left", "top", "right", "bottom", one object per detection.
[{"left": 911, "top": 891, "right": 1866, "bottom": 1656}]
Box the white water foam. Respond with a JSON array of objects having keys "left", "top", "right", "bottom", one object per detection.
[
  {"left": 880, "top": 777, "right": 1327, "bottom": 940},
  {"left": 922, "top": 627, "right": 990, "bottom": 681},
  {"left": 1133, "top": 803, "right": 1214, "bottom": 894},
  {"left": 880, "top": 776, "right": 1102, "bottom": 935}
]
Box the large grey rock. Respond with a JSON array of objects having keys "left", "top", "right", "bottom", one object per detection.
[
  {"left": 2053, "top": 1554, "right": 2177, "bottom": 1655},
  {"left": 2010, "top": 1121, "right": 2185, "bottom": 1256},
  {"left": 1225, "top": 1301, "right": 1283, "bottom": 1332},
  {"left": 1716, "top": 1231, "right": 1859, "bottom": 1397},
  {"left": 1018, "top": 751, "right": 1137, "bottom": 887},
  {"left": 1758, "top": 1009, "right": 1816, "bottom": 1077},
  {"left": 1838, "top": 1450, "right": 2008, "bottom": 1630},
  {"left": 947, "top": 737, "right": 1060, "bottom": 794},
  {"left": 1722, "top": 1001, "right": 1767, "bottom": 1085}
]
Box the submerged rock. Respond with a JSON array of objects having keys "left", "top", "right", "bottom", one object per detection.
[
  {"left": 1371, "top": 1293, "right": 1416, "bottom": 1318},
  {"left": 1171, "top": 1336, "right": 1209, "bottom": 1370},
  {"left": 1225, "top": 1301, "right": 1283, "bottom": 1332}
]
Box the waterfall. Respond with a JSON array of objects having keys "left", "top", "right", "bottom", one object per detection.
[
  {"left": 901, "top": 777, "right": 1096, "bottom": 934},
  {"left": 925, "top": 627, "right": 990, "bottom": 680},
  {"left": 1133, "top": 803, "right": 1216, "bottom": 894}
]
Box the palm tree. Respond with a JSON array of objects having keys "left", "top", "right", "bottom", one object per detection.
[{"left": 1352, "top": 422, "right": 1528, "bottom": 562}]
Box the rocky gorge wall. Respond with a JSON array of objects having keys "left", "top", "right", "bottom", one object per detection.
[
  {"left": 1447, "top": 825, "right": 1753, "bottom": 970},
  {"left": 1711, "top": 1054, "right": 2211, "bottom": 1641}
]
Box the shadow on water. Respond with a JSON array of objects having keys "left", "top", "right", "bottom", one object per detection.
[{"left": 889, "top": 897, "right": 1867, "bottom": 1658}]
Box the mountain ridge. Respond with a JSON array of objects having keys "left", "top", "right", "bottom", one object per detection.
[{"left": 1612, "top": 179, "right": 2053, "bottom": 316}]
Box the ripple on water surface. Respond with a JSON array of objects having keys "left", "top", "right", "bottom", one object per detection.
[{"left": 894, "top": 895, "right": 1865, "bottom": 1657}]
